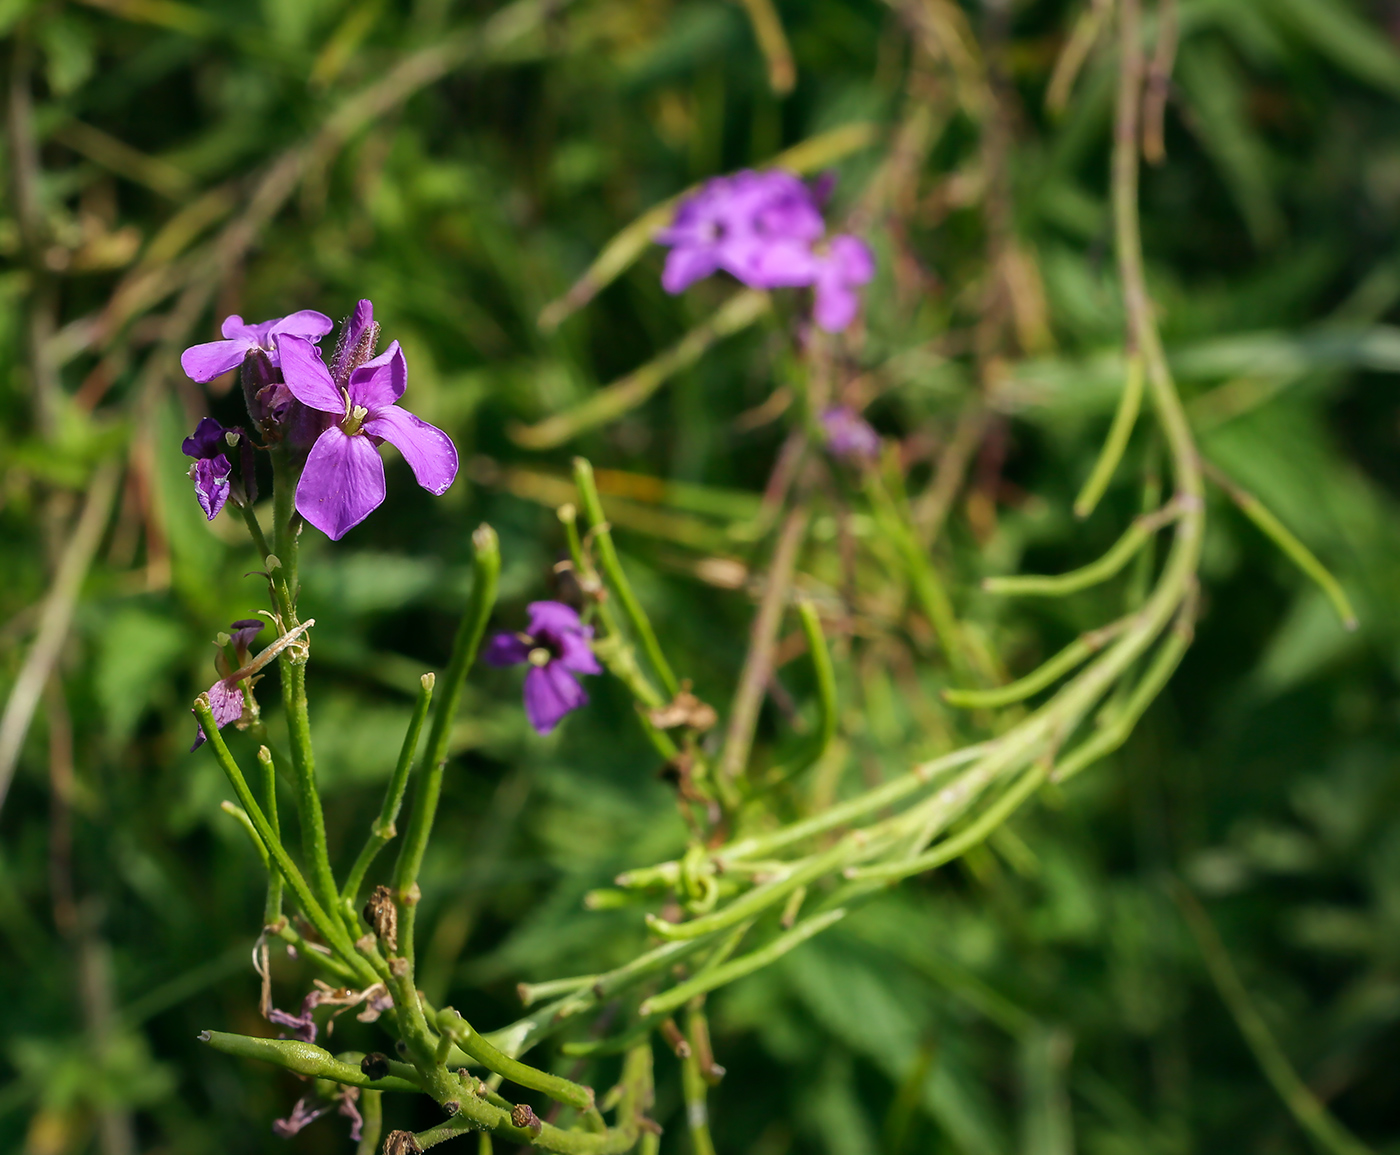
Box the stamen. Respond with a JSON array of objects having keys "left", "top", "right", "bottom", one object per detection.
[{"left": 527, "top": 647, "right": 552, "bottom": 667}]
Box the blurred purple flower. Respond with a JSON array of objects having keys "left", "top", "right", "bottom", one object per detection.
[
  {"left": 181, "top": 310, "right": 333, "bottom": 383},
  {"left": 656, "top": 170, "right": 876, "bottom": 331},
  {"left": 278, "top": 318, "right": 458, "bottom": 541},
  {"left": 182, "top": 417, "right": 235, "bottom": 520},
  {"left": 657, "top": 170, "right": 824, "bottom": 293},
  {"left": 190, "top": 619, "right": 265, "bottom": 751},
  {"left": 484, "top": 601, "right": 601, "bottom": 734},
  {"left": 820, "top": 405, "right": 881, "bottom": 460},
  {"left": 810, "top": 236, "right": 876, "bottom": 332}
]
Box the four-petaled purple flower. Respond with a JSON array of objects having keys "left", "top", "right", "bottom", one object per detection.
[
  {"left": 484, "top": 601, "right": 601, "bottom": 734},
  {"left": 657, "top": 169, "right": 875, "bottom": 332},
  {"left": 180, "top": 310, "right": 333, "bottom": 383},
  {"left": 191, "top": 618, "right": 264, "bottom": 751},
  {"left": 278, "top": 301, "right": 458, "bottom": 540},
  {"left": 182, "top": 417, "right": 235, "bottom": 521},
  {"left": 820, "top": 405, "right": 881, "bottom": 461}
]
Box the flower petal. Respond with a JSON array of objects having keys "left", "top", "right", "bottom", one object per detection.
[
  {"left": 661, "top": 246, "right": 720, "bottom": 294},
  {"left": 813, "top": 279, "right": 860, "bottom": 332},
  {"left": 220, "top": 314, "right": 249, "bottom": 340},
  {"left": 182, "top": 416, "right": 229, "bottom": 459},
  {"left": 191, "top": 678, "right": 244, "bottom": 751},
  {"left": 526, "top": 601, "right": 584, "bottom": 636},
  {"left": 192, "top": 456, "right": 231, "bottom": 521},
  {"left": 523, "top": 663, "right": 588, "bottom": 734},
  {"left": 829, "top": 234, "right": 875, "bottom": 284},
  {"left": 484, "top": 632, "right": 532, "bottom": 667},
  {"left": 180, "top": 339, "right": 250, "bottom": 383},
  {"left": 557, "top": 632, "right": 602, "bottom": 675},
  {"left": 349, "top": 340, "right": 406, "bottom": 410},
  {"left": 268, "top": 309, "right": 335, "bottom": 343},
  {"left": 278, "top": 335, "right": 344, "bottom": 415},
  {"left": 295, "top": 428, "right": 386, "bottom": 540},
  {"left": 361, "top": 404, "right": 458, "bottom": 496}
]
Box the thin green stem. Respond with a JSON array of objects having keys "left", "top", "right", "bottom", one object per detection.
[
  {"left": 343, "top": 672, "right": 436, "bottom": 908},
  {"left": 1201, "top": 459, "right": 1357, "bottom": 631},
  {"left": 943, "top": 618, "right": 1129, "bottom": 709},
  {"left": 198, "top": 1031, "right": 423, "bottom": 1092},
  {"left": 766, "top": 599, "right": 837, "bottom": 784},
  {"left": 257, "top": 745, "right": 282, "bottom": 924},
  {"left": 279, "top": 659, "right": 341, "bottom": 928},
  {"left": 1074, "top": 351, "right": 1145, "bottom": 518},
  {"left": 1171, "top": 882, "right": 1376, "bottom": 1155},
  {"left": 393, "top": 524, "right": 500, "bottom": 961},
  {"left": 435, "top": 1008, "right": 596, "bottom": 1111},
  {"left": 639, "top": 909, "right": 847, "bottom": 1017},
  {"left": 192, "top": 698, "right": 370, "bottom": 981},
  {"left": 573, "top": 458, "right": 680, "bottom": 697},
  {"left": 983, "top": 500, "right": 1182, "bottom": 597},
  {"left": 355, "top": 1090, "right": 383, "bottom": 1155}
]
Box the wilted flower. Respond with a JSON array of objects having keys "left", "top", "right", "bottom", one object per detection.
[
  {"left": 484, "top": 601, "right": 601, "bottom": 734},
  {"left": 657, "top": 169, "right": 875, "bottom": 331},
  {"left": 278, "top": 303, "right": 458, "bottom": 540},
  {"left": 820, "top": 405, "right": 881, "bottom": 460},
  {"left": 182, "top": 417, "right": 236, "bottom": 520},
  {"left": 180, "top": 310, "right": 333, "bottom": 383},
  {"left": 190, "top": 619, "right": 264, "bottom": 751}
]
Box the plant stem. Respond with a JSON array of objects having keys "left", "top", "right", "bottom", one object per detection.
[
  {"left": 343, "top": 672, "right": 435, "bottom": 908},
  {"left": 392, "top": 524, "right": 500, "bottom": 961},
  {"left": 573, "top": 458, "right": 679, "bottom": 698}
]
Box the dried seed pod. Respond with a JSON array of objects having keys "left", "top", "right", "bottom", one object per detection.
[
  {"left": 360, "top": 1052, "right": 390, "bottom": 1081},
  {"left": 363, "top": 885, "right": 398, "bottom": 952},
  {"left": 511, "top": 1103, "right": 542, "bottom": 1133},
  {"left": 383, "top": 1131, "right": 422, "bottom": 1155}
]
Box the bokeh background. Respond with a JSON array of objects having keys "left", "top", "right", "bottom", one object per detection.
[{"left": 5, "top": 0, "right": 1400, "bottom": 1152}]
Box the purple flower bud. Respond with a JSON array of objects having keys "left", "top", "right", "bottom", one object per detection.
[
  {"left": 182, "top": 418, "right": 236, "bottom": 521},
  {"left": 484, "top": 601, "right": 601, "bottom": 734}
]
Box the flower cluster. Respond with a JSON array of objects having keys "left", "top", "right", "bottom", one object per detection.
[
  {"left": 485, "top": 601, "right": 600, "bottom": 734},
  {"left": 656, "top": 169, "right": 875, "bottom": 331},
  {"left": 178, "top": 300, "right": 458, "bottom": 540}
]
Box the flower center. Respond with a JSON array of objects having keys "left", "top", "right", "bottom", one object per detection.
[{"left": 340, "top": 388, "right": 370, "bottom": 435}]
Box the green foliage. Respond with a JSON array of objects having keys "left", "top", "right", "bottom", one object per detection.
[{"left": 4, "top": 0, "right": 1400, "bottom": 1153}]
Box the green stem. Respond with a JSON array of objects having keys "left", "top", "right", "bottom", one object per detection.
[
  {"left": 1201, "top": 459, "right": 1357, "bottom": 631},
  {"left": 355, "top": 1089, "right": 382, "bottom": 1155},
  {"left": 1074, "top": 351, "right": 1145, "bottom": 519},
  {"left": 392, "top": 525, "right": 500, "bottom": 961},
  {"left": 765, "top": 599, "right": 837, "bottom": 784},
  {"left": 343, "top": 672, "right": 435, "bottom": 908},
  {"left": 943, "top": 618, "right": 1130, "bottom": 710},
  {"left": 573, "top": 458, "right": 679, "bottom": 698},
  {"left": 198, "top": 1030, "right": 423, "bottom": 1092},
  {"left": 191, "top": 699, "right": 371, "bottom": 982},
  {"left": 436, "top": 1008, "right": 596, "bottom": 1111},
  {"left": 983, "top": 500, "right": 1182, "bottom": 597},
  {"left": 639, "top": 909, "right": 847, "bottom": 1017},
  {"left": 257, "top": 745, "right": 283, "bottom": 924},
  {"left": 1170, "top": 883, "right": 1376, "bottom": 1155},
  {"left": 279, "top": 658, "right": 341, "bottom": 928}
]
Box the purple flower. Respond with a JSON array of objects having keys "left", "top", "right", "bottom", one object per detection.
[
  {"left": 180, "top": 310, "right": 333, "bottom": 383},
  {"left": 820, "top": 406, "right": 881, "bottom": 460},
  {"left": 191, "top": 619, "right": 265, "bottom": 751},
  {"left": 278, "top": 319, "right": 458, "bottom": 541},
  {"left": 809, "top": 235, "right": 875, "bottom": 332},
  {"left": 182, "top": 417, "right": 235, "bottom": 521},
  {"left": 656, "top": 170, "right": 876, "bottom": 331},
  {"left": 657, "top": 170, "right": 824, "bottom": 293},
  {"left": 484, "top": 601, "right": 602, "bottom": 734}
]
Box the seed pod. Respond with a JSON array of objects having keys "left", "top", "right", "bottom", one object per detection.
[{"left": 362, "top": 885, "right": 398, "bottom": 952}]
